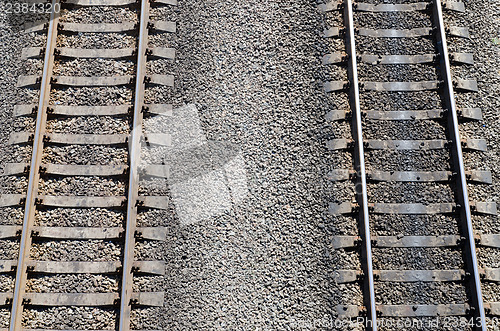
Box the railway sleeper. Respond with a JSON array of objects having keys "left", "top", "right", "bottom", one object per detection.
[
  {"left": 17, "top": 74, "right": 175, "bottom": 88},
  {"left": 14, "top": 103, "right": 173, "bottom": 117},
  {"left": 479, "top": 268, "right": 500, "bottom": 282},
  {"left": 327, "top": 169, "right": 492, "bottom": 184},
  {"left": 324, "top": 79, "right": 478, "bottom": 93},
  {"left": 326, "top": 138, "right": 488, "bottom": 151},
  {"left": 0, "top": 225, "right": 166, "bottom": 241},
  {"left": 476, "top": 234, "right": 500, "bottom": 248},
  {"left": 356, "top": 26, "right": 469, "bottom": 39},
  {"left": 331, "top": 269, "right": 465, "bottom": 283},
  {"left": 58, "top": 22, "right": 137, "bottom": 33},
  {"left": 376, "top": 304, "right": 468, "bottom": 317},
  {"left": 0, "top": 194, "right": 169, "bottom": 210},
  {"left": 61, "top": 0, "right": 177, "bottom": 6},
  {"left": 325, "top": 108, "right": 482, "bottom": 121},
  {"left": 319, "top": 0, "right": 465, "bottom": 13},
  {"left": 329, "top": 202, "right": 496, "bottom": 215},
  {"left": 0, "top": 260, "right": 165, "bottom": 276},
  {"left": 0, "top": 292, "right": 164, "bottom": 307},
  {"left": 484, "top": 302, "right": 500, "bottom": 316},
  {"left": 63, "top": 0, "right": 139, "bottom": 6},
  {"left": 23, "top": 46, "right": 175, "bottom": 60},
  {"left": 356, "top": 52, "right": 473, "bottom": 65},
  {"left": 330, "top": 235, "right": 461, "bottom": 248}
]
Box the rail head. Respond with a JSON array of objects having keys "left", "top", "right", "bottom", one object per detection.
[
  {"left": 119, "top": 0, "right": 150, "bottom": 329},
  {"left": 432, "top": 1, "right": 486, "bottom": 330},
  {"left": 343, "top": 0, "right": 377, "bottom": 329}
]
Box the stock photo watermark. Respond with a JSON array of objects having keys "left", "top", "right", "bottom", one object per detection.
[{"left": 289, "top": 316, "right": 500, "bottom": 329}]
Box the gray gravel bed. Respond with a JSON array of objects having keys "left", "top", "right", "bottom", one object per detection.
[
  {"left": 46, "top": 116, "right": 130, "bottom": 134},
  {"left": 59, "top": 6, "right": 138, "bottom": 24},
  {"left": 328, "top": 282, "right": 364, "bottom": 306},
  {"left": 375, "top": 282, "right": 467, "bottom": 305},
  {"left": 23, "top": 307, "right": 116, "bottom": 330},
  {"left": 481, "top": 282, "right": 500, "bottom": 303},
  {"left": 30, "top": 240, "right": 121, "bottom": 261},
  {"left": 17, "top": 87, "right": 40, "bottom": 105},
  {"left": 50, "top": 87, "right": 133, "bottom": 106},
  {"left": 35, "top": 208, "right": 123, "bottom": 227},
  {"left": 461, "top": 149, "right": 490, "bottom": 171},
  {"left": 362, "top": 119, "right": 446, "bottom": 140},
  {"left": 138, "top": 178, "right": 170, "bottom": 196},
  {"left": 322, "top": 215, "right": 359, "bottom": 236},
  {"left": 318, "top": 248, "right": 361, "bottom": 270},
  {"left": 42, "top": 145, "right": 128, "bottom": 165},
  {"left": 372, "top": 248, "right": 463, "bottom": 269},
  {"left": 3, "top": 145, "right": 33, "bottom": 164},
  {"left": 157, "top": 0, "right": 356, "bottom": 313},
  {"left": 144, "top": 85, "right": 174, "bottom": 104},
  {"left": 135, "top": 241, "right": 166, "bottom": 261},
  {"left": 467, "top": 182, "right": 495, "bottom": 202},
  {"left": 324, "top": 150, "right": 353, "bottom": 169},
  {"left": 53, "top": 58, "right": 135, "bottom": 77},
  {"left": 3, "top": 145, "right": 32, "bottom": 163},
  {"left": 20, "top": 32, "right": 46, "bottom": 48},
  {"left": 358, "top": 63, "right": 438, "bottom": 81},
  {"left": 148, "top": 32, "right": 176, "bottom": 49},
  {"left": 22, "top": 58, "right": 44, "bottom": 76},
  {"left": 27, "top": 274, "right": 118, "bottom": 293},
  {"left": 324, "top": 120, "right": 351, "bottom": 139},
  {"left": 146, "top": 58, "right": 174, "bottom": 76},
  {"left": 371, "top": 214, "right": 460, "bottom": 236},
  {"left": 0, "top": 240, "right": 20, "bottom": 259},
  {"left": 0, "top": 275, "right": 14, "bottom": 293},
  {"left": 0, "top": 207, "right": 23, "bottom": 225},
  {"left": 477, "top": 248, "right": 500, "bottom": 269},
  {"left": 324, "top": 11, "right": 344, "bottom": 27},
  {"left": 359, "top": 91, "right": 443, "bottom": 110},
  {"left": 0, "top": 309, "right": 9, "bottom": 328},
  {"left": 12, "top": 116, "right": 35, "bottom": 133},
  {"left": 354, "top": 11, "right": 432, "bottom": 30},
  {"left": 365, "top": 150, "right": 450, "bottom": 171},
  {"left": 323, "top": 63, "right": 349, "bottom": 82},
  {"left": 324, "top": 93, "right": 349, "bottom": 116},
  {"left": 133, "top": 275, "right": 164, "bottom": 292},
  {"left": 472, "top": 215, "right": 500, "bottom": 234},
  {"left": 137, "top": 209, "right": 174, "bottom": 227},
  {"left": 0, "top": 175, "right": 27, "bottom": 194},
  {"left": 356, "top": 36, "right": 436, "bottom": 55},
  {"left": 131, "top": 307, "right": 167, "bottom": 330},
  {"left": 39, "top": 176, "right": 125, "bottom": 196},
  {"left": 325, "top": 181, "right": 356, "bottom": 202},
  {"left": 149, "top": 4, "right": 176, "bottom": 21},
  {"left": 57, "top": 33, "right": 137, "bottom": 49},
  {"left": 367, "top": 182, "right": 455, "bottom": 203},
  {"left": 444, "top": 35, "right": 475, "bottom": 54}
]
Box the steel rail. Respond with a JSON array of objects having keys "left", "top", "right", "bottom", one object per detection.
[
  {"left": 343, "top": 0, "right": 377, "bottom": 329},
  {"left": 432, "top": 1, "right": 486, "bottom": 329},
  {"left": 119, "top": 0, "right": 149, "bottom": 328},
  {"left": 10, "top": 2, "right": 60, "bottom": 329}
]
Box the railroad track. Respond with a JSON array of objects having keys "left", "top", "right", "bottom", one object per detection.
[
  {"left": 320, "top": 0, "right": 498, "bottom": 329},
  {"left": 1, "top": 0, "right": 176, "bottom": 329}
]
